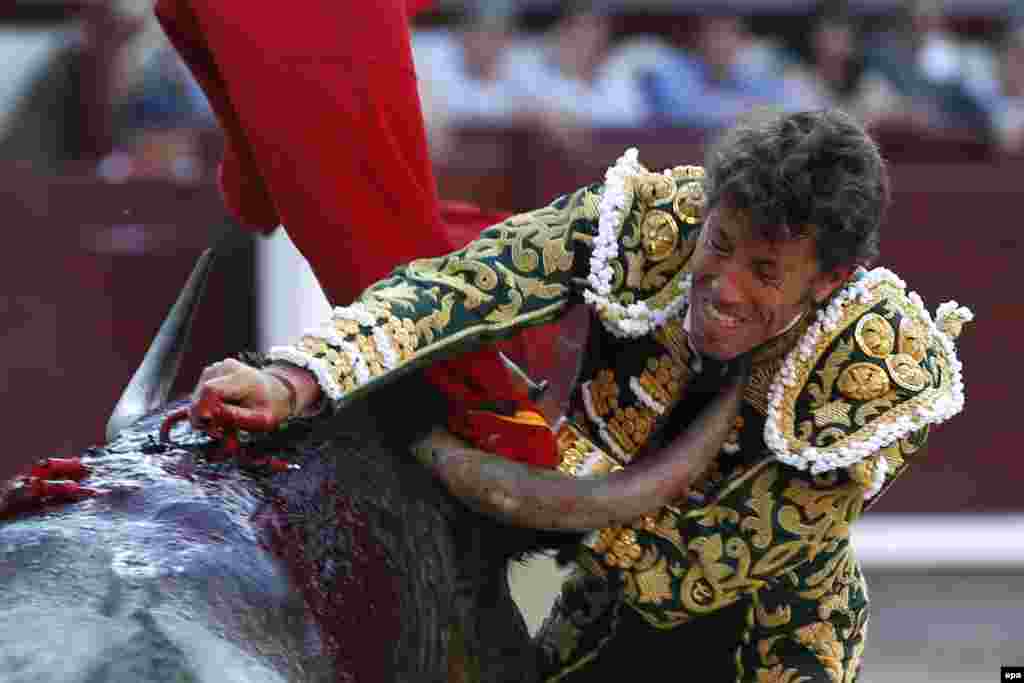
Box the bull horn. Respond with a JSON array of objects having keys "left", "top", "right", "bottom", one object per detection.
[
  {"left": 105, "top": 248, "right": 216, "bottom": 441},
  {"left": 415, "top": 367, "right": 747, "bottom": 532}
]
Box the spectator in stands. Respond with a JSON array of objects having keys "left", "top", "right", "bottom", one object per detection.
[
  {"left": 501, "top": 2, "right": 648, "bottom": 132},
  {"left": 411, "top": 3, "right": 520, "bottom": 135},
  {"left": 862, "top": 0, "right": 999, "bottom": 131},
  {"left": 989, "top": 24, "right": 1024, "bottom": 155},
  {"left": 412, "top": 1, "right": 553, "bottom": 162},
  {"left": 639, "top": 14, "right": 789, "bottom": 131},
  {"left": 100, "top": 39, "right": 218, "bottom": 183},
  {"left": 0, "top": 4, "right": 143, "bottom": 170},
  {"left": 783, "top": 6, "right": 910, "bottom": 130}
]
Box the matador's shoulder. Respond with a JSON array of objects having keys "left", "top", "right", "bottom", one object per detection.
[
  {"left": 763, "top": 267, "right": 973, "bottom": 502},
  {"left": 580, "top": 148, "right": 706, "bottom": 340}
]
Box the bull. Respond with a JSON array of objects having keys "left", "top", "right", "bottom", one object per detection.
[{"left": 0, "top": 252, "right": 742, "bottom": 682}]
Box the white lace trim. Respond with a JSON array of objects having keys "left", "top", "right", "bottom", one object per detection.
[
  {"left": 864, "top": 454, "right": 890, "bottom": 500},
  {"left": 333, "top": 303, "right": 377, "bottom": 326},
  {"left": 338, "top": 340, "right": 371, "bottom": 385},
  {"left": 598, "top": 427, "right": 630, "bottom": 463},
  {"left": 373, "top": 326, "right": 400, "bottom": 370},
  {"left": 764, "top": 266, "right": 970, "bottom": 474},
  {"left": 629, "top": 376, "right": 666, "bottom": 415},
  {"left": 303, "top": 326, "right": 346, "bottom": 348},
  {"left": 584, "top": 148, "right": 692, "bottom": 339}
]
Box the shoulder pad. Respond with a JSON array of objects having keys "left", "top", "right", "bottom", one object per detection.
[
  {"left": 584, "top": 148, "right": 705, "bottom": 338},
  {"left": 764, "top": 268, "right": 972, "bottom": 475}
]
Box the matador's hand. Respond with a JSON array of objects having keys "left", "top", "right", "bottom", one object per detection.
[{"left": 188, "top": 358, "right": 293, "bottom": 434}]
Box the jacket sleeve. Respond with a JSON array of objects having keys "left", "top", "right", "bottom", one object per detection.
[{"left": 266, "top": 186, "right": 604, "bottom": 411}]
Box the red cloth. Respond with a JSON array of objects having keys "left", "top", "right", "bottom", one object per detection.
[
  {"left": 155, "top": 0, "right": 448, "bottom": 300},
  {"left": 156, "top": 0, "right": 560, "bottom": 468},
  {"left": 423, "top": 349, "right": 559, "bottom": 469}
]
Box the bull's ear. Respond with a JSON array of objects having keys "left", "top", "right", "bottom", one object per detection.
[{"left": 105, "top": 248, "right": 216, "bottom": 441}]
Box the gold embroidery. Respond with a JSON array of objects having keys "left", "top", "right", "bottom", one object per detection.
[
  {"left": 413, "top": 292, "right": 457, "bottom": 344},
  {"left": 637, "top": 354, "right": 688, "bottom": 406},
  {"left": 653, "top": 315, "right": 694, "bottom": 367},
  {"left": 634, "top": 555, "right": 674, "bottom": 604},
  {"left": 606, "top": 405, "right": 658, "bottom": 456},
  {"left": 640, "top": 249, "right": 688, "bottom": 292},
  {"left": 844, "top": 611, "right": 869, "bottom": 683},
  {"left": 755, "top": 665, "right": 812, "bottom": 683},
  {"left": 852, "top": 391, "right": 897, "bottom": 427},
  {"left": 635, "top": 172, "right": 676, "bottom": 204},
  {"left": 898, "top": 317, "right": 928, "bottom": 363},
  {"left": 689, "top": 577, "right": 716, "bottom": 607},
  {"left": 793, "top": 622, "right": 845, "bottom": 682},
  {"left": 321, "top": 344, "right": 358, "bottom": 393},
  {"left": 493, "top": 262, "right": 568, "bottom": 302},
  {"left": 756, "top": 602, "right": 792, "bottom": 629},
  {"left": 555, "top": 423, "right": 621, "bottom": 476},
  {"left": 879, "top": 442, "right": 905, "bottom": 473},
  {"left": 757, "top": 635, "right": 785, "bottom": 666},
  {"left": 672, "top": 181, "right": 706, "bottom": 225},
  {"left": 806, "top": 338, "right": 855, "bottom": 410},
  {"left": 588, "top": 369, "right": 619, "bottom": 417},
  {"left": 588, "top": 527, "right": 643, "bottom": 569},
  {"left": 669, "top": 164, "right": 705, "bottom": 182},
  {"left": 365, "top": 281, "right": 427, "bottom": 312},
  {"left": 848, "top": 453, "right": 887, "bottom": 491},
  {"left": 746, "top": 359, "right": 781, "bottom": 416},
  {"left": 624, "top": 249, "right": 647, "bottom": 289},
  {"left": 639, "top": 210, "right": 679, "bottom": 262},
  {"left": 885, "top": 353, "right": 929, "bottom": 392},
  {"left": 811, "top": 401, "right": 853, "bottom": 429},
  {"left": 355, "top": 334, "right": 385, "bottom": 377},
  {"left": 383, "top": 315, "right": 419, "bottom": 360},
  {"left": 637, "top": 507, "right": 688, "bottom": 551},
  {"left": 853, "top": 313, "right": 895, "bottom": 358},
  {"left": 836, "top": 362, "right": 890, "bottom": 401}
]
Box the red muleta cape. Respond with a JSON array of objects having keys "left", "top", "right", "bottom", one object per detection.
[{"left": 155, "top": 0, "right": 560, "bottom": 468}]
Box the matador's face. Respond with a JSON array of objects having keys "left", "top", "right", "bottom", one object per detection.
[{"left": 687, "top": 206, "right": 851, "bottom": 361}]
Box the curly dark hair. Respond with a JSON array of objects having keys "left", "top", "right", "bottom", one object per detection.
[{"left": 703, "top": 108, "right": 889, "bottom": 272}]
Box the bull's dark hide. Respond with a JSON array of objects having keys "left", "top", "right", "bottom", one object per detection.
[{"left": 0, "top": 372, "right": 574, "bottom": 682}]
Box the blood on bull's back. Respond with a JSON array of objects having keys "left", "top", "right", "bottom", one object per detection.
[{"left": 0, "top": 372, "right": 560, "bottom": 682}]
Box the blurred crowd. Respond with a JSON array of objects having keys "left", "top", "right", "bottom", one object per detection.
[
  {"left": 0, "top": 1, "right": 215, "bottom": 181},
  {"left": 2, "top": 0, "right": 1024, "bottom": 183},
  {"left": 412, "top": 0, "right": 1024, "bottom": 160}
]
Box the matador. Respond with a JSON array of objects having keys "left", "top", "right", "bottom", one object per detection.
[{"left": 156, "top": 1, "right": 973, "bottom": 680}]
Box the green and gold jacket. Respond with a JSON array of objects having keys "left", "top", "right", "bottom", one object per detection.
[{"left": 267, "top": 149, "right": 972, "bottom": 682}]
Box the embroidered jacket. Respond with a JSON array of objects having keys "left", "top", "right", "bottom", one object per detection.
[{"left": 267, "top": 150, "right": 971, "bottom": 682}]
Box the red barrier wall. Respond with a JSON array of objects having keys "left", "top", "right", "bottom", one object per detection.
[{"left": 1, "top": 167, "right": 254, "bottom": 465}]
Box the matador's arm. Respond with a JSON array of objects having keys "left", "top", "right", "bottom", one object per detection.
[{"left": 264, "top": 186, "right": 605, "bottom": 414}]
